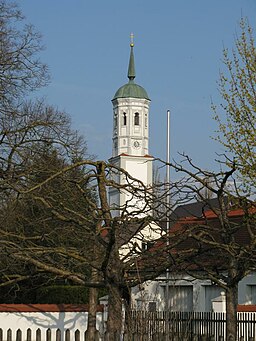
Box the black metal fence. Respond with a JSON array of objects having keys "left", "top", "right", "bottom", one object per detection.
[{"left": 127, "top": 311, "right": 256, "bottom": 340}]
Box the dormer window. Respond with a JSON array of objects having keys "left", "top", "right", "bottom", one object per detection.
[
  {"left": 134, "top": 112, "right": 139, "bottom": 125},
  {"left": 123, "top": 113, "right": 127, "bottom": 126}
]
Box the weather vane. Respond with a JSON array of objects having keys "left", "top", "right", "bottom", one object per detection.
[{"left": 130, "top": 33, "right": 134, "bottom": 47}]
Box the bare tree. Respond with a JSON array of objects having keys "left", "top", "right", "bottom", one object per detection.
[
  {"left": 0, "top": 0, "right": 49, "bottom": 107},
  {"left": 155, "top": 153, "right": 255, "bottom": 340},
  {"left": 0, "top": 156, "right": 176, "bottom": 336}
]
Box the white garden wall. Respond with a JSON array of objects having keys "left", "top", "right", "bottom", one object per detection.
[{"left": 0, "top": 304, "right": 104, "bottom": 340}]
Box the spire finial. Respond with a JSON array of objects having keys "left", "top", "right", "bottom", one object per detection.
[
  {"left": 130, "top": 32, "right": 134, "bottom": 47},
  {"left": 128, "top": 33, "right": 135, "bottom": 81}
]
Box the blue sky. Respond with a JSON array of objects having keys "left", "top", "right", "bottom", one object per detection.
[{"left": 20, "top": 1, "right": 256, "bottom": 171}]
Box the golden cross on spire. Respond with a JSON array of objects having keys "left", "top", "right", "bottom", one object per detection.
[{"left": 130, "top": 33, "right": 134, "bottom": 47}]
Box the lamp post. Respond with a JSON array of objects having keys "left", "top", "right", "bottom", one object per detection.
[{"left": 165, "top": 109, "right": 171, "bottom": 312}]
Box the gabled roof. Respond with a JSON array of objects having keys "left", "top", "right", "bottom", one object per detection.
[
  {"left": 168, "top": 198, "right": 227, "bottom": 224},
  {"left": 135, "top": 204, "right": 256, "bottom": 276}
]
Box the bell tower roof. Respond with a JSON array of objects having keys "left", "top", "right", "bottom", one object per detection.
[{"left": 112, "top": 35, "right": 150, "bottom": 101}]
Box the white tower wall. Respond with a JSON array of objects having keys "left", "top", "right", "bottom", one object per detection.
[
  {"left": 109, "top": 41, "right": 153, "bottom": 217},
  {"left": 112, "top": 97, "right": 150, "bottom": 157}
]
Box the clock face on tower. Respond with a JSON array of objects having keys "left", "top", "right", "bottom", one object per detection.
[{"left": 133, "top": 140, "right": 141, "bottom": 149}]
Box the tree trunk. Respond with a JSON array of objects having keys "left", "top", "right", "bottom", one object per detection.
[
  {"left": 86, "top": 268, "right": 98, "bottom": 339},
  {"left": 226, "top": 284, "right": 238, "bottom": 341},
  {"left": 104, "top": 248, "right": 124, "bottom": 339},
  {"left": 106, "top": 281, "right": 123, "bottom": 340}
]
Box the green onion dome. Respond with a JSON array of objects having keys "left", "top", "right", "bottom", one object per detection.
[{"left": 112, "top": 40, "right": 150, "bottom": 101}]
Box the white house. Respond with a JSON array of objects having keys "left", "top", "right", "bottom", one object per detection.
[
  {"left": 130, "top": 202, "right": 256, "bottom": 313},
  {"left": 131, "top": 271, "right": 256, "bottom": 313}
]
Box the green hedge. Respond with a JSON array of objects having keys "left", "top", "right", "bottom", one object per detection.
[{"left": 36, "top": 285, "right": 90, "bottom": 304}]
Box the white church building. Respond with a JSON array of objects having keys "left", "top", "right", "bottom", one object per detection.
[{"left": 108, "top": 37, "right": 153, "bottom": 217}]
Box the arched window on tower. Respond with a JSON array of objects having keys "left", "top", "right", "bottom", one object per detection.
[
  {"left": 123, "top": 113, "right": 127, "bottom": 126},
  {"left": 114, "top": 115, "right": 117, "bottom": 129},
  {"left": 134, "top": 112, "right": 139, "bottom": 126}
]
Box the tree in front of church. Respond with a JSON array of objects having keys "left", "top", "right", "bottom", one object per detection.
[
  {"left": 209, "top": 18, "right": 256, "bottom": 339},
  {"left": 213, "top": 17, "right": 256, "bottom": 193},
  {"left": 0, "top": 142, "right": 94, "bottom": 302},
  {"left": 162, "top": 155, "right": 255, "bottom": 341},
  {"left": 0, "top": 0, "right": 95, "bottom": 305},
  {"left": 0, "top": 153, "right": 174, "bottom": 336},
  {"left": 158, "top": 18, "right": 256, "bottom": 340}
]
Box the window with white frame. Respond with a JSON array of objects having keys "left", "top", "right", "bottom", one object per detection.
[
  {"left": 148, "top": 301, "right": 157, "bottom": 312},
  {"left": 167, "top": 285, "right": 193, "bottom": 312},
  {"left": 248, "top": 285, "right": 256, "bottom": 304},
  {"left": 205, "top": 285, "right": 223, "bottom": 312}
]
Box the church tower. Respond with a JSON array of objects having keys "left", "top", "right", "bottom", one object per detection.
[{"left": 109, "top": 36, "right": 153, "bottom": 214}]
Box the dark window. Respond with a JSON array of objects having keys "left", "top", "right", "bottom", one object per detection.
[
  {"left": 134, "top": 112, "right": 139, "bottom": 125},
  {"left": 148, "top": 302, "right": 157, "bottom": 312},
  {"left": 142, "top": 241, "right": 154, "bottom": 251},
  {"left": 123, "top": 113, "right": 127, "bottom": 125}
]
